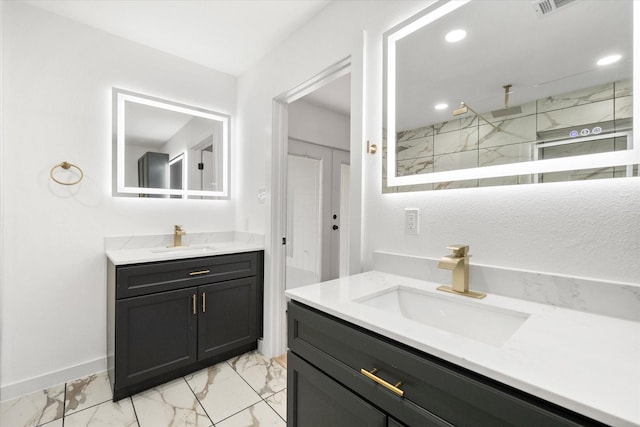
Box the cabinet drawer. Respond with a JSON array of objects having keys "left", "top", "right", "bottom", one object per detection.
[
  {"left": 116, "top": 252, "right": 259, "bottom": 299},
  {"left": 288, "top": 301, "right": 605, "bottom": 427}
]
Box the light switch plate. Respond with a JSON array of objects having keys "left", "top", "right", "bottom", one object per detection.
[
  {"left": 257, "top": 188, "right": 266, "bottom": 203},
  {"left": 405, "top": 208, "right": 419, "bottom": 235}
]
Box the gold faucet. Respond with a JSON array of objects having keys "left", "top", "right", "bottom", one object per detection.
[
  {"left": 173, "top": 225, "right": 186, "bottom": 247},
  {"left": 436, "top": 245, "right": 486, "bottom": 299}
]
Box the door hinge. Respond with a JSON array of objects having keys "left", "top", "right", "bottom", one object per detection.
[
  {"left": 198, "top": 162, "right": 204, "bottom": 170},
  {"left": 282, "top": 237, "right": 287, "bottom": 245}
]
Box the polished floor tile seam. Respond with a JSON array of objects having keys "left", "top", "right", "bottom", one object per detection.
[
  {"left": 178, "top": 375, "right": 215, "bottom": 427},
  {"left": 124, "top": 358, "right": 285, "bottom": 427},
  {"left": 2, "top": 351, "right": 288, "bottom": 427},
  {"left": 55, "top": 396, "right": 138, "bottom": 427},
  {"left": 56, "top": 367, "right": 242, "bottom": 427},
  {"left": 128, "top": 395, "right": 142, "bottom": 427},
  {"left": 213, "top": 360, "right": 286, "bottom": 425},
  {"left": 59, "top": 362, "right": 251, "bottom": 426}
]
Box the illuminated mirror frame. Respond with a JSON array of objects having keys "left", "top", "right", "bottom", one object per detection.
[
  {"left": 385, "top": 0, "right": 639, "bottom": 188},
  {"left": 113, "top": 88, "right": 230, "bottom": 198}
]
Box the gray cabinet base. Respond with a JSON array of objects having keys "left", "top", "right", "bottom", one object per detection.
[
  {"left": 287, "top": 301, "right": 606, "bottom": 427},
  {"left": 107, "top": 251, "right": 263, "bottom": 401}
]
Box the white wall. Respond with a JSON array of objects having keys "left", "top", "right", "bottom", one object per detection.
[
  {"left": 240, "top": 0, "right": 640, "bottom": 284},
  {"left": 1, "top": 2, "right": 238, "bottom": 398},
  {"left": 237, "top": 0, "right": 639, "bottom": 356},
  {"left": 360, "top": 9, "right": 640, "bottom": 284},
  {"left": 235, "top": 0, "right": 428, "bottom": 356},
  {"left": 289, "top": 100, "right": 350, "bottom": 151}
]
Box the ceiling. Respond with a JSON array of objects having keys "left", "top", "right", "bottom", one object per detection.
[
  {"left": 125, "top": 101, "right": 196, "bottom": 147},
  {"left": 24, "top": 0, "right": 331, "bottom": 76},
  {"left": 301, "top": 74, "right": 351, "bottom": 116},
  {"left": 394, "top": 0, "right": 633, "bottom": 131}
]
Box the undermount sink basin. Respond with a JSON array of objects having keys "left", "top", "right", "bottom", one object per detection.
[
  {"left": 356, "top": 286, "right": 529, "bottom": 347},
  {"left": 149, "top": 244, "right": 217, "bottom": 254}
]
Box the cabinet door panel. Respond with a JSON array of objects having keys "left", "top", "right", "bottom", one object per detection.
[
  {"left": 288, "top": 352, "right": 386, "bottom": 427},
  {"left": 115, "top": 288, "right": 197, "bottom": 389},
  {"left": 198, "top": 277, "right": 257, "bottom": 361}
]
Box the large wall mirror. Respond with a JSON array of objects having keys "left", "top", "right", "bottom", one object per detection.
[
  {"left": 113, "top": 88, "right": 229, "bottom": 199},
  {"left": 384, "top": 0, "right": 637, "bottom": 191}
]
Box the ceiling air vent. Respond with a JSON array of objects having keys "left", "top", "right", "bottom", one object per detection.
[{"left": 532, "top": 0, "right": 576, "bottom": 17}]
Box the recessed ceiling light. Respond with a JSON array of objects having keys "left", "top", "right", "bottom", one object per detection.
[
  {"left": 435, "top": 103, "right": 448, "bottom": 110},
  {"left": 597, "top": 54, "right": 622, "bottom": 66},
  {"left": 445, "top": 29, "right": 466, "bottom": 43}
]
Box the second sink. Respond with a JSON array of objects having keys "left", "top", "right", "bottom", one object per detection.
[{"left": 356, "top": 286, "right": 529, "bottom": 347}]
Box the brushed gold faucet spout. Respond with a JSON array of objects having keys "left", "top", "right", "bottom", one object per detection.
[
  {"left": 173, "top": 225, "right": 186, "bottom": 247},
  {"left": 438, "top": 255, "right": 467, "bottom": 293},
  {"left": 436, "top": 244, "right": 485, "bottom": 299}
]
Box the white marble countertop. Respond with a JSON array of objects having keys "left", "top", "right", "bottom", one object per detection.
[
  {"left": 285, "top": 271, "right": 640, "bottom": 427},
  {"left": 106, "top": 240, "right": 264, "bottom": 265}
]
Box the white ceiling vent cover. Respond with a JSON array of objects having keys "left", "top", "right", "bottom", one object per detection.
[{"left": 532, "top": 0, "right": 576, "bottom": 16}]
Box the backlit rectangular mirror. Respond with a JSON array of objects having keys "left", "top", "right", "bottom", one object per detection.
[
  {"left": 384, "top": 0, "right": 637, "bottom": 191},
  {"left": 113, "top": 88, "right": 229, "bottom": 198}
]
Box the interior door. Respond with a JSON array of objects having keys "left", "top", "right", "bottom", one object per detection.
[
  {"left": 286, "top": 139, "right": 349, "bottom": 290},
  {"left": 200, "top": 144, "right": 215, "bottom": 191},
  {"left": 331, "top": 149, "right": 350, "bottom": 279}
]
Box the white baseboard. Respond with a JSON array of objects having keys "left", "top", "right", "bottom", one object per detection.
[{"left": 1, "top": 357, "right": 107, "bottom": 402}]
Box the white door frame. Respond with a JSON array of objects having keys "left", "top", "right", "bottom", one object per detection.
[{"left": 266, "top": 57, "right": 353, "bottom": 356}]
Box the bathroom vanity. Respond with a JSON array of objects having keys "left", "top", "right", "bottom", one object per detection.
[
  {"left": 286, "top": 271, "right": 640, "bottom": 427},
  {"left": 106, "top": 244, "right": 263, "bottom": 401}
]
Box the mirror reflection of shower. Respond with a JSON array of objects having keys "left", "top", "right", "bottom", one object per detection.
[
  {"left": 188, "top": 130, "right": 224, "bottom": 199},
  {"left": 169, "top": 153, "right": 185, "bottom": 199}
]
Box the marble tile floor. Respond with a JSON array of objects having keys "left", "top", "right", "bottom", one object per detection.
[{"left": 0, "top": 351, "right": 287, "bottom": 427}]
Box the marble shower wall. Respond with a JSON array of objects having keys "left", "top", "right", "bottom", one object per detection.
[{"left": 384, "top": 80, "right": 633, "bottom": 192}]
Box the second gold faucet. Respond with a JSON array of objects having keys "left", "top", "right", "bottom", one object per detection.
[
  {"left": 173, "top": 225, "right": 186, "bottom": 247},
  {"left": 436, "top": 245, "right": 486, "bottom": 299}
]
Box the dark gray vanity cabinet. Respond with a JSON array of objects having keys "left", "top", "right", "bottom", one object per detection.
[
  {"left": 288, "top": 351, "right": 387, "bottom": 427},
  {"left": 114, "top": 287, "right": 198, "bottom": 395},
  {"left": 287, "top": 301, "right": 607, "bottom": 427},
  {"left": 197, "top": 277, "right": 257, "bottom": 360},
  {"left": 107, "top": 251, "right": 263, "bottom": 401}
]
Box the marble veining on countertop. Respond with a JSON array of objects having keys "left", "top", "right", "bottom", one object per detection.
[
  {"left": 285, "top": 271, "right": 640, "bottom": 427},
  {"left": 106, "top": 231, "right": 264, "bottom": 265}
]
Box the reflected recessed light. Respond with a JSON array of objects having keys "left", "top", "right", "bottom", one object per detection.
[
  {"left": 435, "top": 103, "right": 448, "bottom": 110},
  {"left": 597, "top": 54, "right": 622, "bottom": 66},
  {"left": 445, "top": 29, "right": 466, "bottom": 43}
]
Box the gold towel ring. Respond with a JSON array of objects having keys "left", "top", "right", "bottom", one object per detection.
[{"left": 50, "top": 161, "right": 84, "bottom": 186}]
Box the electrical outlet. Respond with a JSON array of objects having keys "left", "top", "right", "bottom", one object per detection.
[{"left": 405, "top": 208, "right": 419, "bottom": 235}]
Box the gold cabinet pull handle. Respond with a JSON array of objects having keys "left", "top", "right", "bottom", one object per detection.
[
  {"left": 189, "top": 270, "right": 210, "bottom": 276},
  {"left": 202, "top": 292, "right": 206, "bottom": 313},
  {"left": 360, "top": 368, "right": 404, "bottom": 397},
  {"left": 192, "top": 294, "right": 197, "bottom": 315}
]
